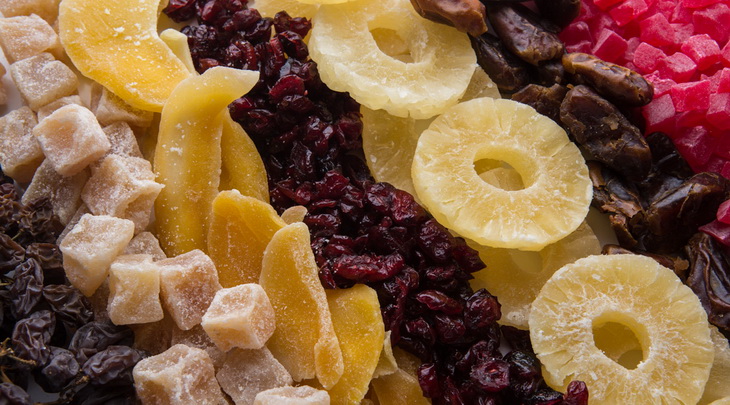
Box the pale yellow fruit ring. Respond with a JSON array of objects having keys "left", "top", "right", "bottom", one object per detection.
[{"left": 529, "top": 254, "right": 714, "bottom": 405}]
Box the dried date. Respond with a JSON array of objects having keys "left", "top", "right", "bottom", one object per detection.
[
  {"left": 11, "top": 310, "right": 55, "bottom": 367},
  {"left": 470, "top": 33, "right": 532, "bottom": 93},
  {"left": 511, "top": 83, "right": 568, "bottom": 123},
  {"left": 487, "top": 2, "right": 564, "bottom": 65},
  {"left": 686, "top": 233, "right": 730, "bottom": 333},
  {"left": 82, "top": 346, "right": 144, "bottom": 386},
  {"left": 534, "top": 0, "right": 581, "bottom": 28},
  {"left": 69, "top": 321, "right": 134, "bottom": 366},
  {"left": 409, "top": 0, "right": 487, "bottom": 36},
  {"left": 35, "top": 346, "right": 80, "bottom": 393}
]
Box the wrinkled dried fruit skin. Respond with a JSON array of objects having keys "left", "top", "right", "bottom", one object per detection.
[
  {"left": 560, "top": 85, "right": 652, "bottom": 181},
  {"left": 686, "top": 233, "right": 730, "bottom": 334},
  {"left": 42, "top": 284, "right": 94, "bottom": 330},
  {"left": 637, "top": 133, "right": 694, "bottom": 205},
  {"left": 588, "top": 161, "right": 644, "bottom": 218},
  {"left": 534, "top": 0, "right": 581, "bottom": 28},
  {"left": 0, "top": 383, "right": 31, "bottom": 404},
  {"left": 409, "top": 0, "right": 488, "bottom": 36},
  {"left": 0, "top": 234, "right": 24, "bottom": 275},
  {"left": 470, "top": 34, "right": 531, "bottom": 94},
  {"left": 12, "top": 310, "right": 55, "bottom": 367},
  {"left": 68, "top": 321, "right": 134, "bottom": 366},
  {"left": 562, "top": 53, "right": 653, "bottom": 107},
  {"left": 511, "top": 84, "right": 568, "bottom": 123},
  {"left": 25, "top": 243, "right": 65, "bottom": 285},
  {"left": 487, "top": 3, "right": 564, "bottom": 66},
  {"left": 534, "top": 59, "right": 566, "bottom": 87},
  {"left": 602, "top": 244, "right": 689, "bottom": 276},
  {"left": 83, "top": 345, "right": 145, "bottom": 386},
  {"left": 35, "top": 347, "right": 79, "bottom": 393},
  {"left": 8, "top": 259, "right": 43, "bottom": 320}
]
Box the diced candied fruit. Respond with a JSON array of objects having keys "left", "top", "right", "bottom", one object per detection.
[
  {"left": 707, "top": 93, "right": 730, "bottom": 130},
  {"left": 592, "top": 28, "right": 628, "bottom": 63},
  {"left": 0, "top": 0, "right": 61, "bottom": 23},
  {"left": 701, "top": 220, "right": 730, "bottom": 246},
  {"left": 0, "top": 64, "right": 6, "bottom": 106},
  {"left": 693, "top": 3, "right": 730, "bottom": 45},
  {"left": 670, "top": 80, "right": 711, "bottom": 112},
  {"left": 57, "top": 203, "right": 90, "bottom": 244},
  {"left": 671, "top": 22, "right": 695, "bottom": 47},
  {"left": 681, "top": 34, "right": 722, "bottom": 71},
  {"left": 101, "top": 122, "right": 144, "bottom": 161},
  {"left": 201, "top": 283, "right": 276, "bottom": 351},
  {"left": 675, "top": 126, "right": 716, "bottom": 170},
  {"left": 59, "top": 214, "right": 135, "bottom": 296},
  {"left": 0, "top": 106, "right": 43, "bottom": 182},
  {"left": 718, "top": 200, "right": 730, "bottom": 224},
  {"left": 158, "top": 249, "right": 222, "bottom": 330},
  {"left": 722, "top": 41, "right": 730, "bottom": 66},
  {"left": 559, "top": 21, "right": 592, "bottom": 44},
  {"left": 716, "top": 69, "right": 730, "bottom": 92},
  {"left": 36, "top": 95, "right": 83, "bottom": 122},
  {"left": 33, "top": 104, "right": 110, "bottom": 176},
  {"left": 81, "top": 154, "right": 163, "bottom": 233},
  {"left": 90, "top": 84, "right": 155, "bottom": 128},
  {"left": 644, "top": 73, "right": 676, "bottom": 97},
  {"left": 170, "top": 324, "right": 225, "bottom": 368},
  {"left": 0, "top": 14, "right": 61, "bottom": 64},
  {"left": 22, "top": 160, "right": 89, "bottom": 225},
  {"left": 609, "top": 0, "right": 648, "bottom": 27},
  {"left": 10, "top": 53, "right": 77, "bottom": 111},
  {"left": 133, "top": 344, "right": 227, "bottom": 405},
  {"left": 124, "top": 231, "right": 166, "bottom": 261},
  {"left": 254, "top": 386, "right": 330, "bottom": 405},
  {"left": 280, "top": 205, "right": 308, "bottom": 225},
  {"left": 658, "top": 52, "right": 697, "bottom": 83},
  {"left": 642, "top": 93, "right": 676, "bottom": 133},
  {"left": 676, "top": 109, "right": 707, "bottom": 128},
  {"left": 594, "top": 0, "right": 623, "bottom": 11},
  {"left": 684, "top": 0, "right": 724, "bottom": 7},
  {"left": 639, "top": 13, "right": 675, "bottom": 47},
  {"left": 633, "top": 42, "right": 666, "bottom": 74},
  {"left": 216, "top": 348, "right": 293, "bottom": 405},
  {"left": 260, "top": 223, "right": 344, "bottom": 388},
  {"left": 107, "top": 254, "right": 163, "bottom": 325}
]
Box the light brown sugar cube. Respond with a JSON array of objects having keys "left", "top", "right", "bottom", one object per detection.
[
  {"left": 90, "top": 83, "right": 154, "bottom": 128},
  {"left": 216, "top": 347, "right": 293, "bottom": 405},
  {"left": 107, "top": 254, "right": 164, "bottom": 325},
  {"left": 102, "top": 122, "right": 143, "bottom": 160},
  {"left": 201, "top": 283, "right": 275, "bottom": 351},
  {"left": 170, "top": 324, "right": 225, "bottom": 368},
  {"left": 158, "top": 250, "right": 222, "bottom": 330},
  {"left": 81, "top": 154, "right": 162, "bottom": 233},
  {"left": 37, "top": 95, "right": 83, "bottom": 122},
  {"left": 10, "top": 53, "right": 77, "bottom": 110},
  {"left": 124, "top": 231, "right": 166, "bottom": 261},
  {"left": 33, "top": 104, "right": 110, "bottom": 176},
  {"left": 59, "top": 214, "right": 135, "bottom": 296},
  {"left": 22, "top": 160, "right": 89, "bottom": 225},
  {"left": 254, "top": 386, "right": 330, "bottom": 405},
  {"left": 0, "top": 14, "right": 61, "bottom": 64},
  {"left": 0, "top": 106, "right": 43, "bottom": 182},
  {"left": 0, "top": 0, "right": 62, "bottom": 23},
  {"left": 133, "top": 344, "right": 228, "bottom": 405}
]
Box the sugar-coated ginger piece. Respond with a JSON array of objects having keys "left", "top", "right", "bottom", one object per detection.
[
  {"left": 201, "top": 283, "right": 276, "bottom": 351},
  {"left": 10, "top": 53, "right": 77, "bottom": 111},
  {"left": 33, "top": 104, "right": 110, "bottom": 177},
  {"left": 133, "top": 344, "right": 228, "bottom": 405},
  {"left": 260, "top": 222, "right": 344, "bottom": 389},
  {"left": 157, "top": 249, "right": 222, "bottom": 331},
  {"left": 216, "top": 347, "right": 293, "bottom": 405},
  {"left": 0, "top": 106, "right": 43, "bottom": 182},
  {"left": 254, "top": 386, "right": 330, "bottom": 405},
  {"left": 59, "top": 214, "right": 135, "bottom": 296},
  {"left": 0, "top": 0, "right": 61, "bottom": 23},
  {"left": 90, "top": 83, "right": 154, "bottom": 128},
  {"left": 22, "top": 160, "right": 89, "bottom": 225},
  {"left": 107, "top": 254, "right": 164, "bottom": 325},
  {"left": 0, "top": 14, "right": 62, "bottom": 63},
  {"left": 207, "top": 190, "right": 286, "bottom": 287},
  {"left": 101, "top": 122, "right": 144, "bottom": 161},
  {"left": 124, "top": 232, "right": 166, "bottom": 261},
  {"left": 170, "top": 324, "right": 225, "bottom": 368},
  {"left": 37, "top": 95, "right": 84, "bottom": 122}
]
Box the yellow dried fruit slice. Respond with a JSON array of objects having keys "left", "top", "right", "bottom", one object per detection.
[
  {"left": 250, "top": 0, "right": 319, "bottom": 18},
  {"left": 309, "top": 0, "right": 476, "bottom": 119},
  {"left": 58, "top": 0, "right": 191, "bottom": 112},
  {"left": 281, "top": 205, "right": 308, "bottom": 224},
  {"left": 372, "top": 331, "right": 397, "bottom": 378},
  {"left": 412, "top": 98, "right": 592, "bottom": 251},
  {"left": 700, "top": 326, "right": 730, "bottom": 405},
  {"left": 207, "top": 190, "right": 286, "bottom": 288},
  {"left": 260, "top": 222, "right": 344, "bottom": 389},
  {"left": 469, "top": 222, "right": 600, "bottom": 329},
  {"left": 371, "top": 348, "right": 429, "bottom": 405},
  {"left": 709, "top": 399, "right": 730, "bottom": 405},
  {"left": 159, "top": 29, "right": 196, "bottom": 74},
  {"left": 154, "top": 67, "right": 259, "bottom": 256},
  {"left": 219, "top": 114, "right": 270, "bottom": 203},
  {"left": 529, "top": 254, "right": 714, "bottom": 404}
]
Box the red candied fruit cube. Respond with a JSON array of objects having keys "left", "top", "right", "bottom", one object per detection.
[
  {"left": 676, "top": 110, "right": 707, "bottom": 128},
  {"left": 589, "top": 13, "right": 617, "bottom": 34},
  {"left": 644, "top": 73, "right": 676, "bottom": 96},
  {"left": 594, "top": 0, "right": 624, "bottom": 11},
  {"left": 674, "top": 126, "right": 716, "bottom": 170},
  {"left": 559, "top": 21, "right": 592, "bottom": 44},
  {"left": 682, "top": 0, "right": 723, "bottom": 8},
  {"left": 724, "top": 161, "right": 730, "bottom": 178},
  {"left": 642, "top": 93, "right": 676, "bottom": 133},
  {"left": 681, "top": 34, "right": 722, "bottom": 71},
  {"left": 671, "top": 3, "right": 693, "bottom": 22},
  {"left": 719, "top": 69, "right": 730, "bottom": 92},
  {"left": 693, "top": 3, "right": 730, "bottom": 44},
  {"left": 671, "top": 23, "right": 695, "bottom": 46},
  {"left": 718, "top": 199, "right": 730, "bottom": 224},
  {"left": 609, "top": 0, "right": 649, "bottom": 27},
  {"left": 670, "top": 80, "right": 711, "bottom": 112},
  {"left": 639, "top": 13, "right": 675, "bottom": 47},
  {"left": 633, "top": 42, "right": 666, "bottom": 73},
  {"left": 700, "top": 220, "right": 730, "bottom": 247},
  {"left": 713, "top": 132, "right": 730, "bottom": 159},
  {"left": 707, "top": 93, "right": 730, "bottom": 130},
  {"left": 649, "top": 0, "right": 677, "bottom": 18},
  {"left": 722, "top": 41, "right": 730, "bottom": 66},
  {"left": 593, "top": 29, "right": 629, "bottom": 63},
  {"left": 704, "top": 155, "right": 729, "bottom": 174},
  {"left": 658, "top": 52, "right": 697, "bottom": 82},
  {"left": 566, "top": 41, "right": 593, "bottom": 54}
]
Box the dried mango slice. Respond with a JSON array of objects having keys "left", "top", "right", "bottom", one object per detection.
[
  {"left": 160, "top": 29, "right": 196, "bottom": 74},
  {"left": 207, "top": 190, "right": 286, "bottom": 287},
  {"left": 260, "top": 222, "right": 344, "bottom": 389},
  {"left": 219, "top": 114, "right": 270, "bottom": 203},
  {"left": 154, "top": 67, "right": 259, "bottom": 256},
  {"left": 372, "top": 331, "right": 397, "bottom": 378},
  {"left": 58, "top": 0, "right": 191, "bottom": 112},
  {"left": 281, "top": 205, "right": 308, "bottom": 224},
  {"left": 371, "top": 348, "right": 429, "bottom": 405}
]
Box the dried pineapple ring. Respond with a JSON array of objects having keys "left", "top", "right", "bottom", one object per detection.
[
  {"left": 411, "top": 97, "right": 592, "bottom": 251},
  {"left": 530, "top": 254, "right": 714, "bottom": 405},
  {"left": 250, "top": 0, "right": 319, "bottom": 19},
  {"left": 701, "top": 326, "right": 730, "bottom": 404},
  {"left": 309, "top": 0, "right": 476, "bottom": 119}
]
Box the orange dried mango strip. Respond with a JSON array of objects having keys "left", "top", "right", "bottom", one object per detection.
[
  {"left": 371, "top": 348, "right": 431, "bottom": 405},
  {"left": 219, "top": 114, "right": 270, "bottom": 203}
]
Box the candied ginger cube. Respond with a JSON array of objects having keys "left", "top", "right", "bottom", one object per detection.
[
  {"left": 0, "top": 14, "right": 61, "bottom": 64},
  {"left": 22, "top": 160, "right": 89, "bottom": 225},
  {"left": 90, "top": 84, "right": 154, "bottom": 128},
  {"left": 170, "top": 324, "right": 225, "bottom": 368},
  {"left": 133, "top": 344, "right": 227, "bottom": 405},
  {"left": 59, "top": 214, "right": 135, "bottom": 296},
  {"left": 102, "top": 122, "right": 143, "bottom": 160},
  {"left": 81, "top": 154, "right": 163, "bottom": 233},
  {"left": 0, "top": 0, "right": 61, "bottom": 23},
  {"left": 10, "top": 53, "right": 77, "bottom": 110},
  {"left": 0, "top": 106, "right": 43, "bottom": 182},
  {"left": 37, "top": 95, "right": 84, "bottom": 122},
  {"left": 56, "top": 203, "right": 89, "bottom": 244},
  {"left": 201, "top": 283, "right": 276, "bottom": 351},
  {"left": 254, "top": 386, "right": 330, "bottom": 405},
  {"left": 33, "top": 104, "right": 110, "bottom": 176},
  {"left": 158, "top": 250, "right": 222, "bottom": 330},
  {"left": 216, "top": 348, "right": 293, "bottom": 405},
  {"left": 124, "top": 231, "right": 166, "bottom": 261},
  {"left": 107, "top": 254, "right": 164, "bottom": 325}
]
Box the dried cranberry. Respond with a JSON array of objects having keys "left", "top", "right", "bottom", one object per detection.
[
  {"left": 418, "top": 363, "right": 442, "bottom": 398},
  {"left": 562, "top": 381, "right": 589, "bottom": 405},
  {"left": 162, "top": 0, "right": 198, "bottom": 22},
  {"left": 465, "top": 289, "right": 502, "bottom": 332},
  {"left": 471, "top": 358, "right": 510, "bottom": 392},
  {"left": 415, "top": 290, "right": 464, "bottom": 315}
]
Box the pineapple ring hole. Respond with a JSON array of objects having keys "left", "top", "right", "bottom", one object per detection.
[
  {"left": 592, "top": 314, "right": 648, "bottom": 370},
  {"left": 369, "top": 27, "right": 414, "bottom": 63},
  {"left": 473, "top": 158, "right": 527, "bottom": 191}
]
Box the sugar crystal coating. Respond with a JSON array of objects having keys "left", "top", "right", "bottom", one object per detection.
[
  {"left": 56, "top": 203, "right": 90, "bottom": 244},
  {"left": 107, "top": 254, "right": 164, "bottom": 325},
  {"left": 158, "top": 249, "right": 222, "bottom": 330},
  {"left": 33, "top": 104, "right": 110, "bottom": 176},
  {"left": 0, "top": 14, "right": 61, "bottom": 63},
  {"left": 201, "top": 283, "right": 276, "bottom": 351},
  {"left": 170, "top": 324, "right": 225, "bottom": 368},
  {"left": 124, "top": 231, "right": 166, "bottom": 261},
  {"left": 0, "top": 0, "right": 61, "bottom": 23},
  {"left": 10, "top": 53, "right": 78, "bottom": 110},
  {"left": 216, "top": 347, "right": 293, "bottom": 405},
  {"left": 133, "top": 344, "right": 228, "bottom": 405},
  {"left": 0, "top": 106, "right": 43, "bottom": 182},
  {"left": 22, "top": 159, "right": 89, "bottom": 225},
  {"left": 90, "top": 83, "right": 154, "bottom": 128},
  {"left": 253, "top": 386, "right": 330, "bottom": 405},
  {"left": 102, "top": 122, "right": 144, "bottom": 160},
  {"left": 59, "top": 214, "right": 135, "bottom": 296},
  {"left": 36, "top": 95, "right": 84, "bottom": 122}
]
